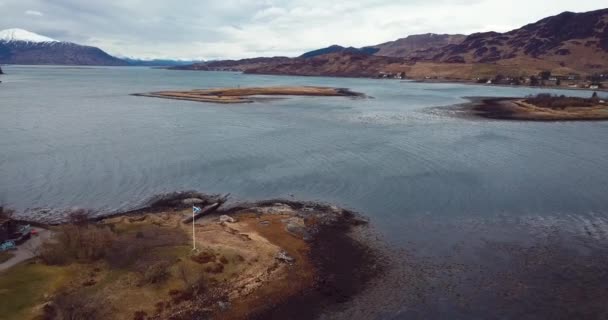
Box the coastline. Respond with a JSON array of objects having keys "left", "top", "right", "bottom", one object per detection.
[
  {"left": 411, "top": 78, "right": 608, "bottom": 93},
  {"left": 455, "top": 96, "right": 608, "bottom": 121},
  {"left": 165, "top": 68, "right": 608, "bottom": 94},
  {"left": 132, "top": 86, "right": 366, "bottom": 104},
  {"left": 0, "top": 192, "right": 382, "bottom": 320}
]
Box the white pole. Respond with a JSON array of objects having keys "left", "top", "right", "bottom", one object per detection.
[{"left": 192, "top": 206, "right": 196, "bottom": 251}]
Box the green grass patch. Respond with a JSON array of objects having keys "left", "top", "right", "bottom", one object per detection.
[{"left": 0, "top": 262, "right": 71, "bottom": 320}]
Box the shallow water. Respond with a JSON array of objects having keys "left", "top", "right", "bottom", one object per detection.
[{"left": 2, "top": 66, "right": 608, "bottom": 318}]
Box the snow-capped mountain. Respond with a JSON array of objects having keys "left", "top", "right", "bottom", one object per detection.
[
  {"left": 0, "top": 28, "right": 58, "bottom": 43},
  {"left": 0, "top": 28, "right": 127, "bottom": 66}
]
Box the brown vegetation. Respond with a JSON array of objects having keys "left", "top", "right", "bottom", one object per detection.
[
  {"left": 468, "top": 94, "right": 608, "bottom": 121},
  {"left": 524, "top": 93, "right": 600, "bottom": 109},
  {"left": 2, "top": 200, "right": 378, "bottom": 320},
  {"left": 134, "top": 86, "right": 365, "bottom": 104},
  {"left": 172, "top": 10, "right": 608, "bottom": 83},
  {"left": 38, "top": 223, "right": 115, "bottom": 265}
]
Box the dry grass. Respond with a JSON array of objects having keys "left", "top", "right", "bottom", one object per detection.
[
  {"left": 39, "top": 224, "right": 116, "bottom": 265},
  {"left": 134, "top": 86, "right": 364, "bottom": 104},
  {"left": 0, "top": 208, "right": 324, "bottom": 320},
  {"left": 0, "top": 263, "right": 72, "bottom": 320},
  {"left": 473, "top": 98, "right": 608, "bottom": 121},
  {"left": 513, "top": 100, "right": 608, "bottom": 120}
]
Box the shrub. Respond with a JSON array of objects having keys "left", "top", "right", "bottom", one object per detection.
[
  {"left": 525, "top": 93, "right": 597, "bottom": 110},
  {"left": 159, "top": 279, "right": 229, "bottom": 319},
  {"left": 45, "top": 290, "right": 109, "bottom": 320},
  {"left": 190, "top": 251, "right": 216, "bottom": 264},
  {"left": 140, "top": 261, "right": 170, "bottom": 285},
  {"left": 105, "top": 226, "right": 188, "bottom": 269},
  {"left": 39, "top": 224, "right": 116, "bottom": 265}
]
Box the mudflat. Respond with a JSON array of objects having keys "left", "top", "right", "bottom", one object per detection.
[{"left": 133, "top": 86, "right": 365, "bottom": 104}]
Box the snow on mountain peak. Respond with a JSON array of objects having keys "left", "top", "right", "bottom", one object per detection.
[{"left": 0, "top": 28, "right": 58, "bottom": 43}]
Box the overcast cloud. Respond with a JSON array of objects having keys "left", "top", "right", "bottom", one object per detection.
[{"left": 0, "top": 0, "right": 605, "bottom": 60}]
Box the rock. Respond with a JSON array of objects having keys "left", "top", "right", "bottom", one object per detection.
[
  {"left": 254, "top": 203, "right": 295, "bottom": 215},
  {"left": 284, "top": 217, "right": 311, "bottom": 240},
  {"left": 219, "top": 215, "right": 236, "bottom": 223},
  {"left": 182, "top": 198, "right": 205, "bottom": 205},
  {"left": 275, "top": 250, "right": 295, "bottom": 264}
]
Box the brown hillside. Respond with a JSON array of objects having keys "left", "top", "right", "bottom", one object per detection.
[
  {"left": 434, "top": 9, "right": 608, "bottom": 72},
  {"left": 371, "top": 33, "right": 466, "bottom": 58}
]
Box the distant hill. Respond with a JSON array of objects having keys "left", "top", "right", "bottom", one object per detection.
[
  {"left": 0, "top": 28, "right": 127, "bottom": 66},
  {"left": 298, "top": 35, "right": 464, "bottom": 59},
  {"left": 433, "top": 9, "right": 608, "bottom": 71},
  {"left": 170, "top": 57, "right": 292, "bottom": 71},
  {"left": 243, "top": 52, "right": 404, "bottom": 77},
  {"left": 174, "top": 8, "right": 608, "bottom": 80},
  {"left": 123, "top": 58, "right": 202, "bottom": 67},
  {"left": 369, "top": 33, "right": 467, "bottom": 58},
  {"left": 300, "top": 45, "right": 379, "bottom": 58},
  {"left": 249, "top": 52, "right": 396, "bottom": 77}
]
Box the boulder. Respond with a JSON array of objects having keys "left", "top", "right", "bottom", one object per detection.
[
  {"left": 219, "top": 215, "right": 236, "bottom": 223},
  {"left": 254, "top": 203, "right": 295, "bottom": 215},
  {"left": 275, "top": 250, "right": 295, "bottom": 264},
  {"left": 284, "top": 217, "right": 311, "bottom": 240},
  {"left": 181, "top": 198, "right": 205, "bottom": 205}
]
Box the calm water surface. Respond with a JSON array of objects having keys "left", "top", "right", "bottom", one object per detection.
[{"left": 2, "top": 66, "right": 608, "bottom": 318}]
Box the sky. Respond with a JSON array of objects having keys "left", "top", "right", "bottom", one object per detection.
[{"left": 0, "top": 0, "right": 605, "bottom": 60}]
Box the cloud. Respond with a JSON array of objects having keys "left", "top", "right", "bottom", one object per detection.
[
  {"left": 0, "top": 0, "right": 605, "bottom": 60},
  {"left": 24, "top": 10, "right": 43, "bottom": 16}
]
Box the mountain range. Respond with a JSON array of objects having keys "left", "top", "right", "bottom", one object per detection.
[
  {"left": 177, "top": 8, "right": 608, "bottom": 80},
  {"left": 2, "top": 8, "right": 608, "bottom": 80},
  {"left": 0, "top": 28, "right": 127, "bottom": 66},
  {"left": 0, "top": 28, "right": 200, "bottom": 67}
]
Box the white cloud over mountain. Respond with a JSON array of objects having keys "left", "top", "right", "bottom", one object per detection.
[{"left": 0, "top": 0, "right": 605, "bottom": 60}]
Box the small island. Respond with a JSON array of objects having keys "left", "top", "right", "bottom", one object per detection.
[
  {"left": 468, "top": 93, "right": 608, "bottom": 121},
  {"left": 133, "top": 86, "right": 365, "bottom": 104},
  {"left": 0, "top": 192, "right": 379, "bottom": 320}
]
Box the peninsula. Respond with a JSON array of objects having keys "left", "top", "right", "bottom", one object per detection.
[
  {"left": 133, "top": 86, "right": 365, "bottom": 104},
  {"left": 0, "top": 192, "right": 379, "bottom": 320},
  {"left": 466, "top": 93, "right": 608, "bottom": 121}
]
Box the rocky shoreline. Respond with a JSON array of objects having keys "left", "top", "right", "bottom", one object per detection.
[
  {"left": 2, "top": 192, "right": 382, "bottom": 320},
  {"left": 132, "top": 86, "right": 366, "bottom": 104},
  {"left": 458, "top": 96, "right": 608, "bottom": 121}
]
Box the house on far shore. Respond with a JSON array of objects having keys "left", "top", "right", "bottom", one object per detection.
[{"left": 567, "top": 73, "right": 581, "bottom": 80}]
